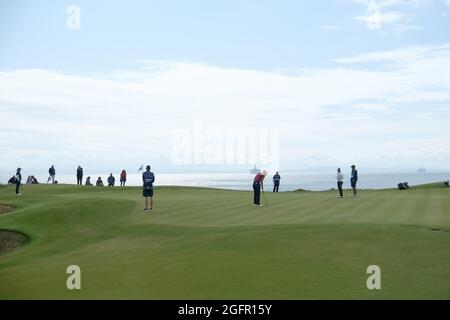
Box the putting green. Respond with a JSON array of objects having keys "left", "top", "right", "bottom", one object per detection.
[{"left": 0, "top": 183, "right": 449, "bottom": 299}]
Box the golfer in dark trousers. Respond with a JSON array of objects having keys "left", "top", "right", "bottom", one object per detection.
[
  {"left": 76, "top": 166, "right": 83, "bottom": 186},
  {"left": 273, "top": 172, "right": 281, "bottom": 192},
  {"left": 253, "top": 170, "right": 267, "bottom": 206},
  {"left": 350, "top": 165, "right": 358, "bottom": 196},
  {"left": 142, "top": 165, "right": 155, "bottom": 212},
  {"left": 336, "top": 168, "right": 344, "bottom": 198},
  {"left": 15, "top": 168, "right": 22, "bottom": 195},
  {"left": 48, "top": 165, "right": 56, "bottom": 183}
]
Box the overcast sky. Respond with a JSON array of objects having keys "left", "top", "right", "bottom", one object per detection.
[{"left": 1, "top": 0, "right": 450, "bottom": 176}]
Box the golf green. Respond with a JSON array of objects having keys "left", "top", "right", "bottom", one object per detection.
[{"left": 0, "top": 183, "right": 449, "bottom": 299}]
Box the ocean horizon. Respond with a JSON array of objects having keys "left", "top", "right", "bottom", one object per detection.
[{"left": 2, "top": 171, "right": 449, "bottom": 192}]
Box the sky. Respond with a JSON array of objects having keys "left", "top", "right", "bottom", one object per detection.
[{"left": 1, "top": 0, "right": 450, "bottom": 176}]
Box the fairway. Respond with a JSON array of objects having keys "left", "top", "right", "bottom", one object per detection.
[{"left": 0, "top": 184, "right": 449, "bottom": 299}]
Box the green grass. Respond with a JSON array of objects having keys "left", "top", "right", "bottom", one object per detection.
[{"left": 0, "top": 183, "right": 449, "bottom": 299}]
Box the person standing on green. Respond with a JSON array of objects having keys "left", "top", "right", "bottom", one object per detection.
[
  {"left": 76, "top": 166, "right": 83, "bottom": 186},
  {"left": 272, "top": 172, "right": 281, "bottom": 192},
  {"left": 142, "top": 165, "right": 155, "bottom": 212},
  {"left": 350, "top": 165, "right": 358, "bottom": 196},
  {"left": 120, "top": 170, "right": 127, "bottom": 187},
  {"left": 48, "top": 165, "right": 56, "bottom": 184},
  {"left": 107, "top": 173, "right": 116, "bottom": 187},
  {"left": 15, "top": 168, "right": 22, "bottom": 195},
  {"left": 336, "top": 168, "right": 344, "bottom": 198},
  {"left": 252, "top": 170, "right": 267, "bottom": 206}
]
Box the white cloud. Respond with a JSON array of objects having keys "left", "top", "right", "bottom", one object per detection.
[
  {"left": 352, "top": 0, "right": 434, "bottom": 8},
  {"left": 352, "top": 0, "right": 445, "bottom": 31},
  {"left": 393, "top": 24, "right": 423, "bottom": 34},
  {"left": 333, "top": 43, "right": 450, "bottom": 64},
  {"left": 356, "top": 11, "right": 404, "bottom": 29},
  {"left": 1, "top": 44, "right": 450, "bottom": 173}
]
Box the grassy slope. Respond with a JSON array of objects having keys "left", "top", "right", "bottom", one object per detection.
[{"left": 0, "top": 183, "right": 449, "bottom": 299}]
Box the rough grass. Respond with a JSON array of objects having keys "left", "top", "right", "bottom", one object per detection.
[{"left": 0, "top": 183, "right": 449, "bottom": 299}]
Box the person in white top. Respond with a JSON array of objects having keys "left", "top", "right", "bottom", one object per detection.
[{"left": 336, "top": 168, "right": 344, "bottom": 198}]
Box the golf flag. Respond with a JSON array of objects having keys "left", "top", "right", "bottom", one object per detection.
[{"left": 138, "top": 164, "right": 144, "bottom": 172}]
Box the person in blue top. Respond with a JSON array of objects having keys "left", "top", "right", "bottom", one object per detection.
[
  {"left": 142, "top": 165, "right": 155, "bottom": 212},
  {"left": 15, "top": 168, "right": 22, "bottom": 195},
  {"left": 272, "top": 172, "right": 281, "bottom": 192},
  {"left": 76, "top": 166, "right": 83, "bottom": 186},
  {"left": 107, "top": 173, "right": 115, "bottom": 187},
  {"left": 350, "top": 165, "right": 358, "bottom": 196}
]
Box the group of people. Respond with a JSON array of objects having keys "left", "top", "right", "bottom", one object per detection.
[
  {"left": 251, "top": 165, "right": 359, "bottom": 206},
  {"left": 7, "top": 174, "right": 37, "bottom": 185},
  {"left": 9, "top": 165, "right": 156, "bottom": 214},
  {"left": 251, "top": 170, "right": 286, "bottom": 206},
  {"left": 76, "top": 166, "right": 127, "bottom": 187},
  {"left": 253, "top": 170, "right": 281, "bottom": 207},
  {"left": 26, "top": 176, "right": 39, "bottom": 184},
  {"left": 16, "top": 165, "right": 59, "bottom": 184},
  {"left": 10, "top": 166, "right": 130, "bottom": 195},
  {"left": 9, "top": 163, "right": 448, "bottom": 213},
  {"left": 336, "top": 165, "right": 359, "bottom": 198}
]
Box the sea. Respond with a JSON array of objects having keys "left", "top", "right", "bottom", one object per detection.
[{"left": 2, "top": 172, "right": 449, "bottom": 192}]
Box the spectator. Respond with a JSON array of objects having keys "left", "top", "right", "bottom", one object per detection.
[
  {"left": 350, "top": 165, "right": 358, "bottom": 196},
  {"left": 96, "top": 177, "right": 104, "bottom": 187},
  {"left": 15, "top": 168, "right": 22, "bottom": 195},
  {"left": 76, "top": 166, "right": 83, "bottom": 186},
  {"left": 398, "top": 182, "right": 410, "bottom": 190},
  {"left": 48, "top": 165, "right": 56, "bottom": 184},
  {"left": 107, "top": 173, "right": 115, "bottom": 187},
  {"left": 336, "top": 168, "right": 344, "bottom": 198},
  {"left": 120, "top": 170, "right": 127, "bottom": 187},
  {"left": 142, "top": 165, "right": 155, "bottom": 212},
  {"left": 272, "top": 172, "right": 281, "bottom": 192}
]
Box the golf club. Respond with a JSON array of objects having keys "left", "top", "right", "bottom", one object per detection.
[{"left": 262, "top": 189, "right": 269, "bottom": 207}]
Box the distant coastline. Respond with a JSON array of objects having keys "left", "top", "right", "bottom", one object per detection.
[{"left": 1, "top": 172, "right": 449, "bottom": 192}]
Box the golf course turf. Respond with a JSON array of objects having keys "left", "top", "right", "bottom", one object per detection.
[{"left": 0, "top": 183, "right": 449, "bottom": 299}]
